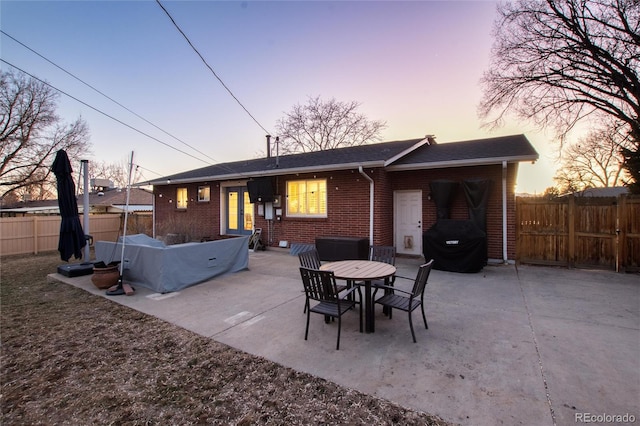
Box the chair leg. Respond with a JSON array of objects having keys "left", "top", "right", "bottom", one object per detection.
[
  {"left": 305, "top": 311, "right": 311, "bottom": 340},
  {"left": 421, "top": 304, "right": 428, "bottom": 330},
  {"left": 408, "top": 311, "right": 417, "bottom": 343},
  {"left": 336, "top": 315, "right": 341, "bottom": 350},
  {"left": 382, "top": 283, "right": 393, "bottom": 317}
]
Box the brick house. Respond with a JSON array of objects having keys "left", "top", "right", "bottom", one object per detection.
[{"left": 146, "top": 135, "right": 538, "bottom": 263}]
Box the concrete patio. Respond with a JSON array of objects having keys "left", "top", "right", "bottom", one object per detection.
[{"left": 50, "top": 249, "right": 639, "bottom": 425}]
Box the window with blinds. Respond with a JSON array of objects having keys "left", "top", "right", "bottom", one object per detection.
[{"left": 286, "top": 179, "right": 327, "bottom": 217}]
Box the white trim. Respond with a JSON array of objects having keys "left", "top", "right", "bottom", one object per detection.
[
  {"left": 384, "top": 138, "right": 430, "bottom": 167},
  {"left": 386, "top": 155, "right": 539, "bottom": 171},
  {"left": 147, "top": 161, "right": 386, "bottom": 186}
]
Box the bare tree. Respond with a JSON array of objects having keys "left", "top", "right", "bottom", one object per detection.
[
  {"left": 90, "top": 160, "right": 128, "bottom": 189},
  {"left": 542, "top": 186, "right": 561, "bottom": 199},
  {"left": 0, "top": 70, "right": 91, "bottom": 201},
  {"left": 275, "top": 96, "right": 387, "bottom": 154},
  {"left": 479, "top": 0, "right": 639, "bottom": 191},
  {"left": 553, "top": 121, "right": 631, "bottom": 192}
]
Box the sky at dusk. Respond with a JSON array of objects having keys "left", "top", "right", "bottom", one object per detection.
[{"left": 1, "top": 0, "right": 559, "bottom": 193}]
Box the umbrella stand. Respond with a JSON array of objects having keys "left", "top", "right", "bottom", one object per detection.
[{"left": 107, "top": 151, "right": 136, "bottom": 296}]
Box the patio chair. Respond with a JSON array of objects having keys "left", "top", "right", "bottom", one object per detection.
[
  {"left": 298, "top": 248, "right": 347, "bottom": 313},
  {"left": 300, "top": 267, "right": 362, "bottom": 350},
  {"left": 299, "top": 267, "right": 362, "bottom": 350},
  {"left": 369, "top": 245, "right": 397, "bottom": 317},
  {"left": 373, "top": 259, "right": 434, "bottom": 343}
]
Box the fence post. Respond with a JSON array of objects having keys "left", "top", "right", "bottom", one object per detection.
[
  {"left": 567, "top": 195, "right": 575, "bottom": 268},
  {"left": 33, "top": 216, "right": 39, "bottom": 255},
  {"left": 617, "top": 194, "right": 626, "bottom": 272}
]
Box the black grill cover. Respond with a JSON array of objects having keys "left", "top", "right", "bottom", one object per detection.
[
  {"left": 429, "top": 180, "right": 459, "bottom": 219},
  {"left": 423, "top": 220, "right": 487, "bottom": 273},
  {"left": 462, "top": 178, "right": 492, "bottom": 232}
]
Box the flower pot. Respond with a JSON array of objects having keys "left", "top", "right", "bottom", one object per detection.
[{"left": 91, "top": 264, "right": 120, "bottom": 289}]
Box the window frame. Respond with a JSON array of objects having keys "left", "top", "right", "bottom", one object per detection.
[
  {"left": 176, "top": 187, "right": 188, "bottom": 209},
  {"left": 197, "top": 185, "right": 211, "bottom": 202}
]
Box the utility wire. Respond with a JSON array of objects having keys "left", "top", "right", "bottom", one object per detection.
[
  {"left": 0, "top": 30, "right": 219, "bottom": 164},
  {"left": 155, "top": 0, "right": 272, "bottom": 136},
  {"left": 134, "top": 164, "right": 163, "bottom": 178},
  {"left": 1, "top": 59, "right": 212, "bottom": 166}
]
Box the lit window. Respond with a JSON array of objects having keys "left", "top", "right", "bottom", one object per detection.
[
  {"left": 198, "top": 186, "right": 210, "bottom": 202},
  {"left": 176, "top": 187, "right": 188, "bottom": 209},
  {"left": 287, "top": 179, "right": 327, "bottom": 217}
]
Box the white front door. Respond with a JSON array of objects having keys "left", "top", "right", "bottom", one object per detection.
[{"left": 394, "top": 190, "right": 423, "bottom": 256}]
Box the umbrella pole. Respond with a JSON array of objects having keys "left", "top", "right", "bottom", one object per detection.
[
  {"left": 82, "top": 159, "right": 91, "bottom": 262},
  {"left": 107, "top": 151, "right": 135, "bottom": 296}
]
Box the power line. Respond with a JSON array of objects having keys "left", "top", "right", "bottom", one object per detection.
[
  {"left": 0, "top": 30, "right": 219, "bottom": 164},
  {"left": 134, "top": 164, "right": 163, "bottom": 178},
  {"left": 1, "top": 59, "right": 212, "bottom": 166},
  {"left": 155, "top": 0, "right": 272, "bottom": 136}
]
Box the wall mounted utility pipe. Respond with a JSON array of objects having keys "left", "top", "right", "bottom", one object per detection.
[
  {"left": 358, "top": 166, "right": 374, "bottom": 245},
  {"left": 502, "top": 160, "right": 508, "bottom": 264}
]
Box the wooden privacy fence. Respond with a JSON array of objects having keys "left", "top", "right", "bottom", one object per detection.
[
  {"left": 516, "top": 194, "right": 640, "bottom": 272},
  {"left": 0, "top": 214, "right": 152, "bottom": 256}
]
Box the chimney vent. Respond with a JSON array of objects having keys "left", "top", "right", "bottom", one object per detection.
[{"left": 266, "top": 135, "right": 271, "bottom": 158}]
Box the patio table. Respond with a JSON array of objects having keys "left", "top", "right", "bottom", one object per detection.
[{"left": 320, "top": 260, "right": 396, "bottom": 333}]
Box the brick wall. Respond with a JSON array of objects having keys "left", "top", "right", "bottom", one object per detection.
[
  {"left": 153, "top": 163, "right": 519, "bottom": 260},
  {"left": 154, "top": 183, "right": 221, "bottom": 240},
  {"left": 254, "top": 170, "right": 372, "bottom": 246}
]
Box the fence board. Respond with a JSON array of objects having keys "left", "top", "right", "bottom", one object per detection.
[
  {"left": 0, "top": 214, "right": 127, "bottom": 256},
  {"left": 516, "top": 199, "right": 569, "bottom": 266},
  {"left": 620, "top": 196, "right": 640, "bottom": 271},
  {"left": 516, "top": 194, "right": 640, "bottom": 272}
]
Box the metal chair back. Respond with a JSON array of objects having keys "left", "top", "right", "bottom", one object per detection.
[
  {"left": 298, "top": 248, "right": 321, "bottom": 269},
  {"left": 300, "top": 267, "right": 340, "bottom": 301},
  {"left": 369, "top": 245, "right": 396, "bottom": 265},
  {"left": 411, "top": 259, "right": 434, "bottom": 300}
]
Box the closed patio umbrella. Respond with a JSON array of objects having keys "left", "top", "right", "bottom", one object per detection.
[{"left": 52, "top": 149, "right": 86, "bottom": 262}]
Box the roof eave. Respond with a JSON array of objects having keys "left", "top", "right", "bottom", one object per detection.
[
  {"left": 386, "top": 155, "right": 539, "bottom": 171},
  {"left": 147, "top": 160, "right": 387, "bottom": 186}
]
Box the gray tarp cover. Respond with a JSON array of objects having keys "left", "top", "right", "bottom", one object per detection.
[{"left": 95, "top": 234, "right": 250, "bottom": 293}]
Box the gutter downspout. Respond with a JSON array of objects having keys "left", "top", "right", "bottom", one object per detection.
[
  {"left": 502, "top": 160, "right": 508, "bottom": 264},
  {"left": 358, "top": 166, "right": 374, "bottom": 245},
  {"left": 152, "top": 192, "right": 156, "bottom": 238}
]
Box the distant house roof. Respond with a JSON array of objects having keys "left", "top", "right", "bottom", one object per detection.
[
  {"left": 570, "top": 187, "right": 629, "bottom": 197},
  {"left": 90, "top": 188, "right": 153, "bottom": 211},
  {"left": 145, "top": 134, "right": 539, "bottom": 186},
  {"left": 0, "top": 188, "right": 153, "bottom": 215}
]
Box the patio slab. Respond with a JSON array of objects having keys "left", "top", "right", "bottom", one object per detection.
[{"left": 49, "top": 249, "right": 639, "bottom": 426}]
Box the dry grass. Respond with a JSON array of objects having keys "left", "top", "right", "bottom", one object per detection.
[{"left": 1, "top": 251, "right": 451, "bottom": 425}]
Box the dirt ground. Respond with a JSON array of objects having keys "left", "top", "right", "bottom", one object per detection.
[{"left": 1, "top": 252, "right": 451, "bottom": 425}]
